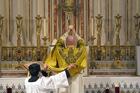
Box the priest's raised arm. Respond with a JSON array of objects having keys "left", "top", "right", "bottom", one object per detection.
[{"left": 44, "top": 25, "right": 87, "bottom": 77}]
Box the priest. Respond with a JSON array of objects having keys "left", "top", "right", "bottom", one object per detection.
[{"left": 44, "top": 25, "right": 87, "bottom": 93}]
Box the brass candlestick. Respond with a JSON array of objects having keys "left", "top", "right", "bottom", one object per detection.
[
  {"left": 16, "top": 15, "right": 23, "bottom": 64},
  {"left": 134, "top": 13, "right": 140, "bottom": 45},
  {"left": 16, "top": 15, "right": 23, "bottom": 47},
  {"left": 96, "top": 14, "right": 103, "bottom": 47},
  {"left": 35, "top": 15, "right": 42, "bottom": 49},
  {"left": 0, "top": 15, "right": 4, "bottom": 46},
  {"left": 115, "top": 14, "right": 121, "bottom": 46}
]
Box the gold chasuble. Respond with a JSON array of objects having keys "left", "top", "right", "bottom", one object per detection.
[{"left": 45, "top": 35, "right": 87, "bottom": 77}]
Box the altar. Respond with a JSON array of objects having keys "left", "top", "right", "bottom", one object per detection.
[
  {"left": 0, "top": 0, "right": 140, "bottom": 93},
  {"left": 0, "top": 76, "right": 140, "bottom": 93}
]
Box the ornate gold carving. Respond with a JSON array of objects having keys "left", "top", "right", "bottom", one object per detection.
[
  {"left": 112, "top": 60, "right": 125, "bottom": 69},
  {"left": 63, "top": 0, "right": 74, "bottom": 12},
  {"left": 115, "top": 14, "right": 121, "bottom": 46},
  {"left": 16, "top": 15, "right": 23, "bottom": 47},
  {"left": 65, "top": 48, "right": 76, "bottom": 64},
  {"left": 62, "top": 0, "right": 78, "bottom": 25},
  {"left": 16, "top": 15, "right": 23, "bottom": 64},
  {"left": 96, "top": 14, "right": 103, "bottom": 47},
  {"left": 1, "top": 46, "right": 47, "bottom": 61},
  {"left": 89, "top": 46, "right": 136, "bottom": 70}
]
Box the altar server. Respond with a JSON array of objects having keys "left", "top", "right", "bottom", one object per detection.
[{"left": 25, "top": 63, "right": 70, "bottom": 93}]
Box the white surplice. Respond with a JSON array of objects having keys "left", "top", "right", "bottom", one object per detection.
[{"left": 25, "top": 71, "right": 69, "bottom": 93}]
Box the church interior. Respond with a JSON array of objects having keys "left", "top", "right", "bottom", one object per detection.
[{"left": 0, "top": 0, "right": 140, "bottom": 93}]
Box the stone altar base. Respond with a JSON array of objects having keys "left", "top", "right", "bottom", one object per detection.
[{"left": 0, "top": 76, "right": 140, "bottom": 93}]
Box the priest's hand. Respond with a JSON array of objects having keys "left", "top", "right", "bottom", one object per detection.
[
  {"left": 67, "top": 63, "right": 77, "bottom": 70},
  {"left": 43, "top": 64, "right": 48, "bottom": 71}
]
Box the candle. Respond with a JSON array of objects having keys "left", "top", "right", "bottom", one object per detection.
[
  {"left": 43, "top": 18, "right": 46, "bottom": 36},
  {"left": 115, "top": 86, "right": 120, "bottom": 93},
  {"left": 115, "top": 83, "right": 120, "bottom": 93}
]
